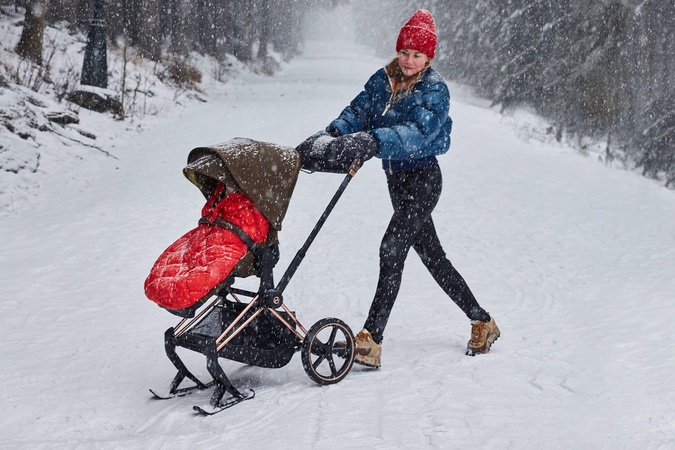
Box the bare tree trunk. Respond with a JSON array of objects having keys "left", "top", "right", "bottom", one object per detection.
[
  {"left": 142, "top": 0, "right": 162, "bottom": 61},
  {"left": 125, "top": 0, "right": 143, "bottom": 52},
  {"left": 15, "top": 0, "right": 47, "bottom": 64},
  {"left": 76, "top": 0, "right": 90, "bottom": 30},
  {"left": 258, "top": 0, "right": 270, "bottom": 60},
  {"left": 165, "top": 0, "right": 185, "bottom": 55}
]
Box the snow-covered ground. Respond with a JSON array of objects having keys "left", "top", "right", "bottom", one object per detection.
[{"left": 2, "top": 7, "right": 675, "bottom": 450}]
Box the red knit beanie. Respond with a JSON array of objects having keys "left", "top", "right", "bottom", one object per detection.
[{"left": 396, "top": 9, "right": 437, "bottom": 59}]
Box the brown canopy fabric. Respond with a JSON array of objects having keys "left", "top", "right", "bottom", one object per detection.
[{"left": 184, "top": 138, "right": 300, "bottom": 231}]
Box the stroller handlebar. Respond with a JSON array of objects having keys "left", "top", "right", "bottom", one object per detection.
[{"left": 349, "top": 157, "right": 364, "bottom": 174}]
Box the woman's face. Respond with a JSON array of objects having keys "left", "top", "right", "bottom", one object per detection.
[{"left": 397, "top": 49, "right": 430, "bottom": 77}]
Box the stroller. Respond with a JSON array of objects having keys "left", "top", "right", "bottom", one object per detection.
[{"left": 145, "top": 137, "right": 366, "bottom": 414}]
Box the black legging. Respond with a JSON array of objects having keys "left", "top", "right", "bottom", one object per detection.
[{"left": 363, "top": 163, "right": 490, "bottom": 343}]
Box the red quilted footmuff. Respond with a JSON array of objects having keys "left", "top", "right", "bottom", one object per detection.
[{"left": 145, "top": 183, "right": 269, "bottom": 310}]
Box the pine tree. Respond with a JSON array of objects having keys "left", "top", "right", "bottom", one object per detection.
[{"left": 634, "top": 0, "right": 675, "bottom": 185}]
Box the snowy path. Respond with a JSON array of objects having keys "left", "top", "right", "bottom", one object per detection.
[{"left": 2, "top": 33, "right": 675, "bottom": 450}]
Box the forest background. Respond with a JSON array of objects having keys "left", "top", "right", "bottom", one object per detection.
[{"left": 2, "top": 0, "right": 674, "bottom": 187}]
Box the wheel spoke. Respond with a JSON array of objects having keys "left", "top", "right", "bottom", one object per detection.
[
  {"left": 327, "top": 353, "right": 337, "bottom": 376},
  {"left": 327, "top": 326, "right": 338, "bottom": 347},
  {"left": 332, "top": 342, "right": 348, "bottom": 357},
  {"left": 312, "top": 354, "right": 326, "bottom": 370}
]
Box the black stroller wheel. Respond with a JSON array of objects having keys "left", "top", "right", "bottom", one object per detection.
[{"left": 302, "top": 318, "right": 355, "bottom": 385}]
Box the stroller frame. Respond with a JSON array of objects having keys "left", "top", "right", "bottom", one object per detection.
[{"left": 156, "top": 154, "right": 365, "bottom": 412}]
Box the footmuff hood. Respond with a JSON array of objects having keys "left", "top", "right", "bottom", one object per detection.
[{"left": 184, "top": 138, "right": 301, "bottom": 230}]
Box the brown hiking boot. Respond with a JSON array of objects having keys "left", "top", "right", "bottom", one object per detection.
[
  {"left": 353, "top": 329, "right": 381, "bottom": 368},
  {"left": 466, "top": 316, "right": 500, "bottom": 356}
]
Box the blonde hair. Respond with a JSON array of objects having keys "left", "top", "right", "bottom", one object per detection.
[{"left": 385, "top": 57, "right": 432, "bottom": 100}]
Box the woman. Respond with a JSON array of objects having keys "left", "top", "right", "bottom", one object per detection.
[{"left": 305, "top": 10, "right": 499, "bottom": 367}]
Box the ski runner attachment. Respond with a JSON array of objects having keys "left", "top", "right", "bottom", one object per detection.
[
  {"left": 193, "top": 389, "right": 255, "bottom": 415},
  {"left": 149, "top": 380, "right": 216, "bottom": 400}
]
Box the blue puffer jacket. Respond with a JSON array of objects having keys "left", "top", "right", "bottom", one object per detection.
[{"left": 327, "top": 67, "right": 452, "bottom": 173}]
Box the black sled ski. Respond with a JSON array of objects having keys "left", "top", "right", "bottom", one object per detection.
[{"left": 193, "top": 389, "right": 255, "bottom": 415}]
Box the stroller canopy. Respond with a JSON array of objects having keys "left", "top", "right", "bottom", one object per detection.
[{"left": 184, "top": 138, "right": 300, "bottom": 230}]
